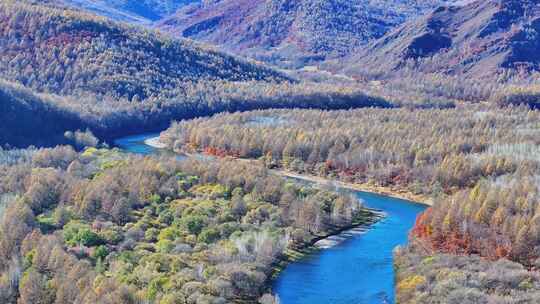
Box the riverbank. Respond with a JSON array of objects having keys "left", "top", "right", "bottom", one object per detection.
[
  {"left": 276, "top": 171, "right": 433, "bottom": 207},
  {"left": 144, "top": 136, "right": 167, "bottom": 149},
  {"left": 145, "top": 136, "right": 432, "bottom": 206},
  {"left": 260, "top": 208, "right": 386, "bottom": 301},
  {"left": 230, "top": 208, "right": 386, "bottom": 304},
  {"left": 283, "top": 208, "right": 386, "bottom": 262}
]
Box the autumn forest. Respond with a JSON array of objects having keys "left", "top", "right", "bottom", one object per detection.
[{"left": 2, "top": 0, "right": 540, "bottom": 304}]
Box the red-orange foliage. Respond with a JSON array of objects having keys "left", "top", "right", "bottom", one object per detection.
[
  {"left": 411, "top": 209, "right": 432, "bottom": 239},
  {"left": 435, "top": 232, "right": 473, "bottom": 256},
  {"left": 203, "top": 147, "right": 240, "bottom": 158},
  {"left": 411, "top": 175, "right": 540, "bottom": 266},
  {"left": 45, "top": 31, "right": 95, "bottom": 47}
]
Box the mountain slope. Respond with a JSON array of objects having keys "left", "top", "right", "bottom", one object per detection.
[
  {"left": 0, "top": 81, "right": 85, "bottom": 148},
  {"left": 0, "top": 1, "right": 391, "bottom": 147},
  {"left": 0, "top": 1, "right": 285, "bottom": 102},
  {"left": 0, "top": 0, "right": 285, "bottom": 144},
  {"left": 345, "top": 0, "right": 540, "bottom": 80},
  {"left": 157, "top": 0, "right": 447, "bottom": 66},
  {"left": 60, "top": 0, "right": 198, "bottom": 23}
]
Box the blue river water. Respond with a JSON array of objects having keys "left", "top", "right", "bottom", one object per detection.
[
  {"left": 272, "top": 191, "right": 426, "bottom": 304},
  {"left": 113, "top": 133, "right": 161, "bottom": 155},
  {"left": 114, "top": 133, "right": 428, "bottom": 304}
]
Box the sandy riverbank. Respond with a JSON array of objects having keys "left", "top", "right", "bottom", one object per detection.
[
  {"left": 142, "top": 139, "right": 432, "bottom": 206},
  {"left": 144, "top": 136, "right": 167, "bottom": 149},
  {"left": 276, "top": 170, "right": 433, "bottom": 206}
]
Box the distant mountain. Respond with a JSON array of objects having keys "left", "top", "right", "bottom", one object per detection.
[
  {"left": 345, "top": 0, "right": 540, "bottom": 80},
  {"left": 157, "top": 0, "right": 447, "bottom": 67},
  {"left": 60, "top": 0, "right": 198, "bottom": 23}
]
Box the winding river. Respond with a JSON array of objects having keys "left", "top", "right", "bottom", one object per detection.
[{"left": 114, "top": 133, "right": 427, "bottom": 304}]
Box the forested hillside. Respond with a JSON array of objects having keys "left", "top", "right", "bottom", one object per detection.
[
  {"left": 345, "top": 0, "right": 540, "bottom": 81},
  {"left": 0, "top": 1, "right": 391, "bottom": 147},
  {"left": 61, "top": 0, "right": 198, "bottom": 23},
  {"left": 0, "top": 147, "right": 373, "bottom": 303},
  {"left": 399, "top": 168, "right": 540, "bottom": 302},
  {"left": 0, "top": 1, "right": 283, "bottom": 100},
  {"left": 157, "top": 0, "right": 447, "bottom": 67},
  {"left": 0, "top": 81, "right": 83, "bottom": 148},
  {"left": 4, "top": 1, "right": 540, "bottom": 302}
]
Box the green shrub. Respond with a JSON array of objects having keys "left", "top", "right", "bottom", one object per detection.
[
  {"left": 149, "top": 194, "right": 162, "bottom": 205},
  {"left": 158, "top": 227, "right": 181, "bottom": 242},
  {"left": 147, "top": 277, "right": 169, "bottom": 300},
  {"left": 36, "top": 214, "right": 56, "bottom": 233},
  {"left": 198, "top": 228, "right": 220, "bottom": 244},
  {"left": 53, "top": 206, "right": 73, "bottom": 227},
  {"left": 93, "top": 245, "right": 109, "bottom": 261},
  {"left": 23, "top": 249, "right": 36, "bottom": 270},
  {"left": 63, "top": 221, "right": 103, "bottom": 247},
  {"left": 145, "top": 227, "right": 160, "bottom": 242},
  {"left": 158, "top": 209, "right": 174, "bottom": 225},
  {"left": 180, "top": 215, "right": 206, "bottom": 235},
  {"left": 192, "top": 184, "right": 229, "bottom": 199},
  {"left": 156, "top": 239, "right": 174, "bottom": 253},
  {"left": 99, "top": 227, "right": 123, "bottom": 245}
]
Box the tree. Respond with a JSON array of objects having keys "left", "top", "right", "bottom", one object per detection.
[{"left": 18, "top": 269, "right": 54, "bottom": 304}]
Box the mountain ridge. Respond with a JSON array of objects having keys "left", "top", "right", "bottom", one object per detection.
[
  {"left": 157, "top": 0, "right": 448, "bottom": 67},
  {"left": 344, "top": 0, "right": 540, "bottom": 80},
  {"left": 60, "top": 0, "right": 198, "bottom": 23},
  {"left": 0, "top": 0, "right": 392, "bottom": 148}
]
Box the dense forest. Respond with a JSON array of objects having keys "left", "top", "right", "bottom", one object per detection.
[
  {"left": 0, "top": 1, "right": 394, "bottom": 148},
  {"left": 0, "top": 146, "right": 373, "bottom": 303},
  {"left": 0, "top": 1, "right": 283, "bottom": 100},
  {"left": 61, "top": 0, "right": 198, "bottom": 22},
  {"left": 395, "top": 250, "right": 540, "bottom": 303},
  {"left": 0, "top": 80, "right": 101, "bottom": 148},
  {"left": 0, "top": 77, "right": 390, "bottom": 148},
  {"left": 157, "top": 0, "right": 445, "bottom": 67},
  {"left": 332, "top": 67, "right": 540, "bottom": 105},
  {"left": 0, "top": 81, "right": 83, "bottom": 148},
  {"left": 160, "top": 106, "right": 539, "bottom": 197},
  {"left": 159, "top": 106, "right": 540, "bottom": 302}
]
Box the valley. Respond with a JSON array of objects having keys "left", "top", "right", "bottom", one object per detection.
[
  {"left": 156, "top": 0, "right": 448, "bottom": 67},
  {"left": 0, "top": 0, "right": 390, "bottom": 148},
  {"left": 2, "top": 0, "right": 540, "bottom": 303}
]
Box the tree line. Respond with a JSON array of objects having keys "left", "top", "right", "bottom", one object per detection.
[
  {"left": 161, "top": 106, "right": 538, "bottom": 197},
  {"left": 0, "top": 146, "right": 370, "bottom": 303}
]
